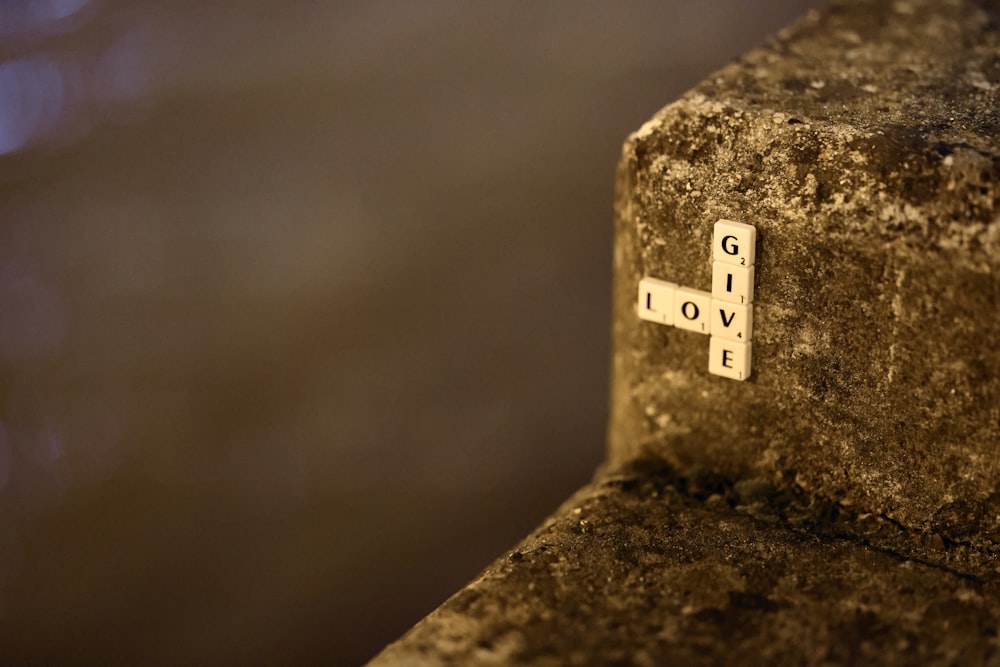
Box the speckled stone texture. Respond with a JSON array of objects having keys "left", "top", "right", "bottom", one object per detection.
[
  {"left": 372, "top": 460, "right": 1000, "bottom": 666},
  {"left": 371, "top": 0, "right": 1000, "bottom": 663},
  {"left": 611, "top": 0, "right": 1000, "bottom": 552}
]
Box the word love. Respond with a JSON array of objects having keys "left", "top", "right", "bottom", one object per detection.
[{"left": 638, "top": 220, "right": 756, "bottom": 381}]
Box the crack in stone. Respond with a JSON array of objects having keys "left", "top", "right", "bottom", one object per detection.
[{"left": 609, "top": 456, "right": 999, "bottom": 582}]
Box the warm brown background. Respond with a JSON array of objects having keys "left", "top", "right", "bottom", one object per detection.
[{"left": 0, "top": 1, "right": 816, "bottom": 662}]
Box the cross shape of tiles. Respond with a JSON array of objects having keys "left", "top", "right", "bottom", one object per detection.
[{"left": 638, "top": 220, "right": 756, "bottom": 381}]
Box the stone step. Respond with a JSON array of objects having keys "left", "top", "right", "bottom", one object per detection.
[{"left": 372, "top": 460, "right": 1000, "bottom": 666}]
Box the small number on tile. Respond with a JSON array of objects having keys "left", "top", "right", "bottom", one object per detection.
[
  {"left": 711, "top": 299, "right": 752, "bottom": 343},
  {"left": 709, "top": 338, "right": 752, "bottom": 381},
  {"left": 711, "top": 262, "right": 754, "bottom": 305},
  {"left": 674, "top": 287, "right": 712, "bottom": 335},
  {"left": 713, "top": 219, "right": 756, "bottom": 268}
]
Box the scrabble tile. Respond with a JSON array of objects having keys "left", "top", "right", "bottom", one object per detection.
[
  {"left": 713, "top": 219, "right": 756, "bottom": 267},
  {"left": 711, "top": 299, "right": 753, "bottom": 342},
  {"left": 709, "top": 338, "right": 752, "bottom": 381},
  {"left": 712, "top": 262, "right": 755, "bottom": 305},
  {"left": 674, "top": 287, "right": 712, "bottom": 335},
  {"left": 637, "top": 277, "right": 677, "bottom": 325}
]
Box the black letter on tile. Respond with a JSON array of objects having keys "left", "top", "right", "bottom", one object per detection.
[
  {"left": 722, "top": 235, "right": 739, "bottom": 256},
  {"left": 681, "top": 302, "right": 699, "bottom": 320}
]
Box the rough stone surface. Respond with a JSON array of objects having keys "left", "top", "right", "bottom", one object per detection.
[
  {"left": 611, "top": 0, "right": 1000, "bottom": 551},
  {"left": 372, "top": 0, "right": 1000, "bottom": 663},
  {"left": 371, "top": 460, "right": 1000, "bottom": 666}
]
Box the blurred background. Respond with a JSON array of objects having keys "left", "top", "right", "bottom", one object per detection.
[{"left": 0, "top": 0, "right": 817, "bottom": 663}]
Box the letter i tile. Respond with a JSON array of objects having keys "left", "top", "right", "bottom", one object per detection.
[{"left": 712, "top": 262, "right": 754, "bottom": 305}]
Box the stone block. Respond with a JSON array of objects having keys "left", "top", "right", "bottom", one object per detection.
[{"left": 611, "top": 0, "right": 1000, "bottom": 550}]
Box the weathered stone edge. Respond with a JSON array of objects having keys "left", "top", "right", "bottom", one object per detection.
[{"left": 370, "top": 459, "right": 1000, "bottom": 666}]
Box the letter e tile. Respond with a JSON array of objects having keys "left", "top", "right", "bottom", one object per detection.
[
  {"left": 638, "top": 277, "right": 677, "bottom": 325},
  {"left": 709, "top": 338, "right": 752, "bottom": 381}
]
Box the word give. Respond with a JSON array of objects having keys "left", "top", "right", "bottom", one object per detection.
[{"left": 638, "top": 219, "right": 756, "bottom": 381}]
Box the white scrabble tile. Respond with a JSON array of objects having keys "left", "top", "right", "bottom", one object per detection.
[
  {"left": 709, "top": 338, "right": 752, "bottom": 381},
  {"left": 673, "top": 287, "right": 712, "bottom": 335},
  {"left": 713, "top": 219, "right": 756, "bottom": 267},
  {"left": 712, "top": 262, "right": 755, "bottom": 305},
  {"left": 711, "top": 299, "right": 753, "bottom": 342},
  {"left": 637, "top": 277, "right": 677, "bottom": 325}
]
